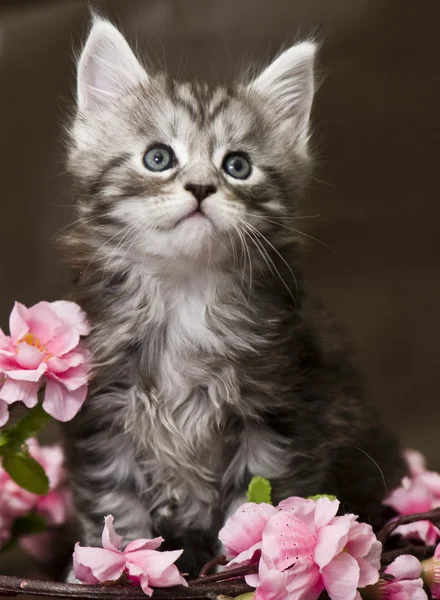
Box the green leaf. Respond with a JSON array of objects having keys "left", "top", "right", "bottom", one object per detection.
[
  {"left": 0, "top": 404, "right": 52, "bottom": 458},
  {"left": 12, "top": 513, "right": 47, "bottom": 536},
  {"left": 13, "top": 404, "right": 51, "bottom": 443},
  {"left": 0, "top": 432, "right": 13, "bottom": 452},
  {"left": 247, "top": 476, "right": 272, "bottom": 504},
  {"left": 307, "top": 494, "right": 337, "bottom": 502},
  {"left": 234, "top": 594, "right": 255, "bottom": 600},
  {"left": 3, "top": 452, "right": 49, "bottom": 495}
]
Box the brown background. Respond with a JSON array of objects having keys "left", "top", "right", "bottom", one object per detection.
[{"left": 0, "top": 0, "right": 439, "bottom": 581}]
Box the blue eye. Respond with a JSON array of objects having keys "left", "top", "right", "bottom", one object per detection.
[
  {"left": 143, "top": 145, "right": 175, "bottom": 172},
  {"left": 222, "top": 153, "right": 252, "bottom": 180}
]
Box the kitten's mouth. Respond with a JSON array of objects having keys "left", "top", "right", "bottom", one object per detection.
[{"left": 174, "top": 209, "right": 209, "bottom": 228}]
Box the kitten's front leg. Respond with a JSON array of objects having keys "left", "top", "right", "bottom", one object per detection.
[
  {"left": 65, "top": 462, "right": 153, "bottom": 582},
  {"left": 63, "top": 393, "right": 154, "bottom": 579},
  {"left": 151, "top": 492, "right": 221, "bottom": 578}
]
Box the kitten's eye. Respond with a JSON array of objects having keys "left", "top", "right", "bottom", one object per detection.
[
  {"left": 222, "top": 153, "right": 252, "bottom": 180},
  {"left": 143, "top": 145, "right": 175, "bottom": 172}
]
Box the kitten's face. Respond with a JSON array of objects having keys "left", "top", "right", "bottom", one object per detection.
[{"left": 69, "top": 20, "right": 315, "bottom": 266}]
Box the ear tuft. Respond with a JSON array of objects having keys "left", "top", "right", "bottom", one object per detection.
[
  {"left": 77, "top": 18, "right": 148, "bottom": 111},
  {"left": 250, "top": 42, "right": 316, "bottom": 142}
]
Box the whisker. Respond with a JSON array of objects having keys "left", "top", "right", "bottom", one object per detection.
[
  {"left": 241, "top": 226, "right": 275, "bottom": 277},
  {"left": 53, "top": 213, "right": 104, "bottom": 238},
  {"left": 83, "top": 224, "right": 137, "bottom": 276},
  {"left": 241, "top": 219, "right": 299, "bottom": 304},
  {"left": 103, "top": 222, "right": 138, "bottom": 271},
  {"left": 350, "top": 445, "right": 388, "bottom": 494},
  {"left": 245, "top": 212, "right": 340, "bottom": 258},
  {"left": 233, "top": 224, "right": 250, "bottom": 298},
  {"left": 245, "top": 211, "right": 321, "bottom": 222}
]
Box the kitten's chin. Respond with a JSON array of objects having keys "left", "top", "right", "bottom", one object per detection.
[{"left": 147, "top": 217, "right": 228, "bottom": 262}]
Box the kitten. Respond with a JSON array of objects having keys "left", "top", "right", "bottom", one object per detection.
[{"left": 63, "top": 18, "right": 406, "bottom": 576}]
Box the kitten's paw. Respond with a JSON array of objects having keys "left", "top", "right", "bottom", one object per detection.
[{"left": 65, "top": 566, "right": 80, "bottom": 584}]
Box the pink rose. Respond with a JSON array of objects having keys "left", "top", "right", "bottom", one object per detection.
[{"left": 0, "top": 300, "right": 90, "bottom": 423}]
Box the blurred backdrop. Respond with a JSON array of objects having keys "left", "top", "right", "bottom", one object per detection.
[{"left": 0, "top": 0, "right": 439, "bottom": 582}]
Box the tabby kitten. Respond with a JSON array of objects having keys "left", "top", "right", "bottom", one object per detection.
[{"left": 63, "top": 18, "right": 405, "bottom": 576}]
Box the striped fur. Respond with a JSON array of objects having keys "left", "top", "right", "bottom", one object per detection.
[{"left": 63, "top": 19, "right": 405, "bottom": 577}]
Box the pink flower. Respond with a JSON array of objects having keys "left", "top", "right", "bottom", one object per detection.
[
  {"left": 0, "top": 439, "right": 71, "bottom": 550},
  {"left": 19, "top": 531, "right": 60, "bottom": 562},
  {"left": 372, "top": 555, "right": 428, "bottom": 600},
  {"left": 0, "top": 513, "right": 12, "bottom": 548},
  {"left": 219, "top": 496, "right": 381, "bottom": 600},
  {"left": 219, "top": 502, "right": 277, "bottom": 570},
  {"left": 384, "top": 475, "right": 440, "bottom": 544},
  {"left": 0, "top": 301, "right": 90, "bottom": 422},
  {"left": 0, "top": 399, "right": 8, "bottom": 427},
  {"left": 405, "top": 449, "right": 427, "bottom": 477},
  {"left": 27, "top": 439, "right": 73, "bottom": 526},
  {"left": 73, "top": 515, "right": 188, "bottom": 597}
]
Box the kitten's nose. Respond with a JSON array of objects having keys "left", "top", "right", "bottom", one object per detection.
[{"left": 184, "top": 183, "right": 217, "bottom": 204}]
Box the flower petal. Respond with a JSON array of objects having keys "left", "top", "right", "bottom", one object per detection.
[
  {"left": 321, "top": 552, "right": 360, "bottom": 600},
  {"left": 277, "top": 497, "right": 319, "bottom": 530},
  {"left": 9, "top": 302, "right": 30, "bottom": 342},
  {"left": 0, "top": 400, "right": 9, "bottom": 426},
  {"left": 48, "top": 363, "right": 89, "bottom": 391},
  {"left": 125, "top": 537, "right": 164, "bottom": 553},
  {"left": 0, "top": 379, "right": 39, "bottom": 407},
  {"left": 138, "top": 574, "right": 153, "bottom": 597},
  {"left": 51, "top": 301, "right": 90, "bottom": 336},
  {"left": 46, "top": 351, "right": 85, "bottom": 374},
  {"left": 404, "top": 449, "right": 427, "bottom": 477},
  {"left": 346, "top": 520, "right": 380, "bottom": 560},
  {"left": 125, "top": 548, "right": 183, "bottom": 580},
  {"left": 6, "top": 362, "right": 47, "bottom": 382},
  {"left": 314, "top": 515, "right": 351, "bottom": 569},
  {"left": 356, "top": 556, "right": 380, "bottom": 588},
  {"left": 102, "top": 515, "right": 123, "bottom": 552},
  {"left": 27, "top": 302, "right": 61, "bottom": 344},
  {"left": 218, "top": 502, "right": 277, "bottom": 558},
  {"left": 245, "top": 574, "right": 260, "bottom": 587},
  {"left": 148, "top": 563, "right": 188, "bottom": 588},
  {"left": 394, "top": 520, "right": 440, "bottom": 544},
  {"left": 42, "top": 380, "right": 87, "bottom": 421},
  {"left": 261, "top": 511, "right": 315, "bottom": 572},
  {"left": 47, "top": 325, "right": 79, "bottom": 357},
  {"left": 15, "top": 343, "right": 44, "bottom": 370},
  {"left": 385, "top": 477, "right": 433, "bottom": 515},
  {"left": 385, "top": 554, "right": 423, "bottom": 581},
  {"left": 418, "top": 471, "right": 440, "bottom": 497},
  {"left": 254, "top": 559, "right": 289, "bottom": 600},
  {"left": 0, "top": 328, "right": 11, "bottom": 349},
  {"left": 313, "top": 497, "right": 341, "bottom": 530},
  {"left": 226, "top": 541, "right": 261, "bottom": 567},
  {"left": 28, "top": 441, "right": 65, "bottom": 488},
  {"left": 36, "top": 489, "right": 72, "bottom": 526},
  {"left": 73, "top": 550, "right": 99, "bottom": 585},
  {"left": 73, "top": 544, "right": 125, "bottom": 582}
]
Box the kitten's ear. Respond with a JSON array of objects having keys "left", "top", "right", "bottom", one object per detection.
[
  {"left": 250, "top": 42, "right": 316, "bottom": 141},
  {"left": 77, "top": 18, "right": 148, "bottom": 111}
]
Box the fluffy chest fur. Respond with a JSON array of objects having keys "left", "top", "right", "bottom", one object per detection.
[{"left": 124, "top": 269, "right": 248, "bottom": 507}]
